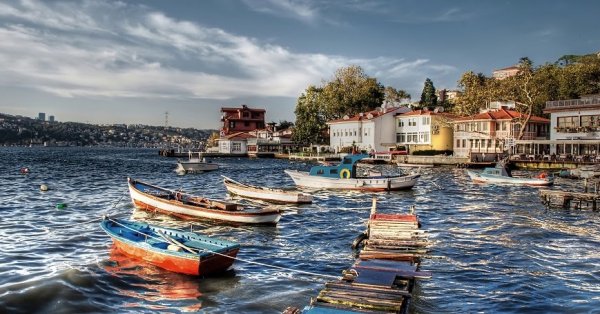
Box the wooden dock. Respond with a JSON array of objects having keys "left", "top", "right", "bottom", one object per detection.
[
  {"left": 284, "top": 201, "right": 431, "bottom": 314},
  {"left": 539, "top": 189, "right": 600, "bottom": 210}
]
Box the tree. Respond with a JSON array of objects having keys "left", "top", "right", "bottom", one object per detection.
[
  {"left": 292, "top": 86, "right": 328, "bottom": 145},
  {"left": 320, "top": 65, "right": 385, "bottom": 120},
  {"left": 277, "top": 120, "right": 294, "bottom": 130},
  {"left": 419, "top": 78, "right": 437, "bottom": 108},
  {"left": 384, "top": 86, "right": 411, "bottom": 104}
]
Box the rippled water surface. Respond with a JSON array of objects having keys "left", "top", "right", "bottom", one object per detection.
[{"left": 0, "top": 147, "right": 598, "bottom": 313}]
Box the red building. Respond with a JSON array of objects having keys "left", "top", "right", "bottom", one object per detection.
[{"left": 220, "top": 105, "right": 266, "bottom": 135}]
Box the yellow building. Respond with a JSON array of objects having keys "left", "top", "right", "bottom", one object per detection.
[{"left": 394, "top": 109, "right": 458, "bottom": 153}]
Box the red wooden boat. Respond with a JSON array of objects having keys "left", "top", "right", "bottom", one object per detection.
[{"left": 100, "top": 217, "right": 239, "bottom": 276}]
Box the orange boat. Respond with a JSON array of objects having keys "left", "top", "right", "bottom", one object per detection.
[{"left": 100, "top": 217, "right": 239, "bottom": 276}]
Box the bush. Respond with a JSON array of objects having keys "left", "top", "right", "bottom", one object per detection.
[{"left": 412, "top": 149, "right": 453, "bottom": 156}]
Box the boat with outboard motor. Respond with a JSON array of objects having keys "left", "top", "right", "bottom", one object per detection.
[
  {"left": 128, "top": 178, "right": 282, "bottom": 224},
  {"left": 176, "top": 152, "right": 218, "bottom": 174},
  {"left": 466, "top": 160, "right": 553, "bottom": 186},
  {"left": 284, "top": 154, "right": 420, "bottom": 191},
  {"left": 100, "top": 217, "right": 239, "bottom": 275}
]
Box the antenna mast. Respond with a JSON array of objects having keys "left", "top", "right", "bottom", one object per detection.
[{"left": 164, "top": 111, "right": 169, "bottom": 129}]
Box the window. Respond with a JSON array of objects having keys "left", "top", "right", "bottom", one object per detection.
[
  {"left": 557, "top": 116, "right": 578, "bottom": 128},
  {"left": 397, "top": 133, "right": 406, "bottom": 142},
  {"left": 482, "top": 122, "right": 488, "bottom": 131},
  {"left": 462, "top": 139, "right": 466, "bottom": 147},
  {"left": 581, "top": 115, "right": 600, "bottom": 127},
  {"left": 354, "top": 131, "right": 357, "bottom": 136},
  {"left": 243, "top": 112, "right": 249, "bottom": 118},
  {"left": 244, "top": 121, "right": 250, "bottom": 127},
  {"left": 398, "top": 120, "right": 404, "bottom": 127},
  {"left": 329, "top": 169, "right": 338, "bottom": 175},
  {"left": 456, "top": 139, "right": 460, "bottom": 148},
  {"left": 317, "top": 169, "right": 324, "bottom": 175},
  {"left": 422, "top": 117, "right": 430, "bottom": 125},
  {"left": 232, "top": 142, "right": 241, "bottom": 152},
  {"left": 423, "top": 132, "right": 429, "bottom": 142}
]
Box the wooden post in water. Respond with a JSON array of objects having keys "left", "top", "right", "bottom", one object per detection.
[
  {"left": 370, "top": 197, "right": 377, "bottom": 216},
  {"left": 584, "top": 178, "right": 588, "bottom": 193}
]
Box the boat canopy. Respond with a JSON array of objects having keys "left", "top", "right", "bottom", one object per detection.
[{"left": 308, "top": 154, "right": 369, "bottom": 178}]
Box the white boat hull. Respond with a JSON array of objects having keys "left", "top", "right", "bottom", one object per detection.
[
  {"left": 284, "top": 170, "right": 419, "bottom": 191},
  {"left": 466, "top": 170, "right": 553, "bottom": 186},
  {"left": 128, "top": 184, "right": 281, "bottom": 224},
  {"left": 176, "top": 161, "right": 219, "bottom": 173},
  {"left": 223, "top": 177, "right": 313, "bottom": 204}
]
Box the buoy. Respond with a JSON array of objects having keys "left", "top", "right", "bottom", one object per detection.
[
  {"left": 20, "top": 167, "right": 30, "bottom": 174},
  {"left": 56, "top": 203, "right": 67, "bottom": 209},
  {"left": 40, "top": 184, "right": 49, "bottom": 191}
]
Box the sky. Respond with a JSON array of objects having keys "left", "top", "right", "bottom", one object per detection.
[{"left": 0, "top": 0, "right": 598, "bottom": 129}]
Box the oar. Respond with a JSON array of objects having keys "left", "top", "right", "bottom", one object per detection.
[{"left": 156, "top": 230, "right": 197, "bottom": 254}]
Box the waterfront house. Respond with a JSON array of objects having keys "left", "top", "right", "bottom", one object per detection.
[
  {"left": 538, "top": 95, "right": 600, "bottom": 159},
  {"left": 220, "top": 105, "right": 266, "bottom": 136},
  {"left": 327, "top": 106, "right": 410, "bottom": 153},
  {"left": 218, "top": 132, "right": 254, "bottom": 154},
  {"left": 395, "top": 108, "right": 458, "bottom": 154},
  {"left": 247, "top": 128, "right": 297, "bottom": 156},
  {"left": 453, "top": 103, "right": 550, "bottom": 161}
]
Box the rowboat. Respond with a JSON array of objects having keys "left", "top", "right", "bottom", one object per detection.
[
  {"left": 467, "top": 163, "right": 553, "bottom": 186},
  {"left": 222, "top": 176, "right": 313, "bottom": 204},
  {"left": 284, "top": 154, "right": 420, "bottom": 191},
  {"left": 128, "top": 178, "right": 282, "bottom": 225},
  {"left": 100, "top": 217, "right": 239, "bottom": 275},
  {"left": 176, "top": 152, "right": 218, "bottom": 174}
]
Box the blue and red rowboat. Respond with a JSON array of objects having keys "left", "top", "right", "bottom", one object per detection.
[{"left": 100, "top": 217, "right": 240, "bottom": 276}]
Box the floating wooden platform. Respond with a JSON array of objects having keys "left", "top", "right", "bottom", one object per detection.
[
  {"left": 539, "top": 189, "right": 600, "bottom": 210},
  {"left": 285, "top": 204, "right": 431, "bottom": 314}
]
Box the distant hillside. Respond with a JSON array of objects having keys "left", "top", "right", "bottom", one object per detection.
[{"left": 0, "top": 113, "right": 216, "bottom": 147}]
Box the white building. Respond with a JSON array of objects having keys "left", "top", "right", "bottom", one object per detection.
[
  {"left": 218, "top": 132, "right": 253, "bottom": 154},
  {"left": 327, "top": 106, "right": 410, "bottom": 153},
  {"left": 395, "top": 108, "right": 457, "bottom": 153},
  {"left": 542, "top": 95, "right": 600, "bottom": 156}
]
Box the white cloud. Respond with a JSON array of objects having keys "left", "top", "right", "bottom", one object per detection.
[
  {"left": 0, "top": 0, "right": 457, "bottom": 101},
  {"left": 241, "top": 0, "right": 319, "bottom": 23}
]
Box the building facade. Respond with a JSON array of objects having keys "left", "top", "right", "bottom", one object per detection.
[
  {"left": 220, "top": 105, "right": 266, "bottom": 136},
  {"left": 218, "top": 132, "right": 253, "bottom": 154},
  {"left": 327, "top": 107, "right": 410, "bottom": 153},
  {"left": 542, "top": 95, "right": 600, "bottom": 155},
  {"left": 453, "top": 107, "right": 550, "bottom": 161},
  {"left": 492, "top": 66, "right": 520, "bottom": 80},
  {"left": 395, "top": 109, "right": 457, "bottom": 153}
]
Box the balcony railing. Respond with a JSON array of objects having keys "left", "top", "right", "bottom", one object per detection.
[{"left": 545, "top": 97, "right": 600, "bottom": 109}]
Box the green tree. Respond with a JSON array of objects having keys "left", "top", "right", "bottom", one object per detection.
[
  {"left": 292, "top": 86, "right": 328, "bottom": 145},
  {"left": 419, "top": 78, "right": 437, "bottom": 108},
  {"left": 384, "top": 86, "right": 411, "bottom": 104},
  {"left": 277, "top": 120, "right": 294, "bottom": 130},
  {"left": 320, "top": 65, "right": 385, "bottom": 120}
]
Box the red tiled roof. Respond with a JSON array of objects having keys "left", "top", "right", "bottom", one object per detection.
[
  {"left": 327, "top": 107, "right": 399, "bottom": 124},
  {"left": 222, "top": 132, "right": 255, "bottom": 140},
  {"left": 221, "top": 107, "right": 265, "bottom": 112},
  {"left": 455, "top": 108, "right": 549, "bottom": 122}
]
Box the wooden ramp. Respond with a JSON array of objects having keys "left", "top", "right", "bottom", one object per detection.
[{"left": 285, "top": 203, "right": 431, "bottom": 314}]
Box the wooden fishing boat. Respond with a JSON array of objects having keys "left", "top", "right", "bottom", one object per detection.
[
  {"left": 284, "top": 154, "right": 420, "bottom": 191},
  {"left": 128, "top": 178, "right": 282, "bottom": 225},
  {"left": 176, "top": 152, "right": 218, "bottom": 173},
  {"left": 100, "top": 217, "right": 239, "bottom": 276},
  {"left": 467, "top": 163, "right": 553, "bottom": 186},
  {"left": 222, "top": 176, "right": 313, "bottom": 204}
]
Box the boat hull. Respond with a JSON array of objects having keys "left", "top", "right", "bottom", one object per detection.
[
  {"left": 466, "top": 170, "right": 554, "bottom": 186},
  {"left": 284, "top": 170, "right": 419, "bottom": 191},
  {"left": 100, "top": 219, "right": 239, "bottom": 276},
  {"left": 223, "top": 177, "right": 313, "bottom": 204},
  {"left": 176, "top": 161, "right": 219, "bottom": 173},
  {"left": 129, "top": 179, "right": 281, "bottom": 224}
]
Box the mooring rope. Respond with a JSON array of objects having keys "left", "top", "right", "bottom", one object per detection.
[{"left": 106, "top": 217, "right": 340, "bottom": 280}]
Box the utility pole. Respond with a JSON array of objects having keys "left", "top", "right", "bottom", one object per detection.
[{"left": 164, "top": 111, "right": 169, "bottom": 129}]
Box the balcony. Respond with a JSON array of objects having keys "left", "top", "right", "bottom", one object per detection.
[
  {"left": 554, "top": 126, "right": 600, "bottom": 133},
  {"left": 545, "top": 97, "right": 600, "bottom": 110}
]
